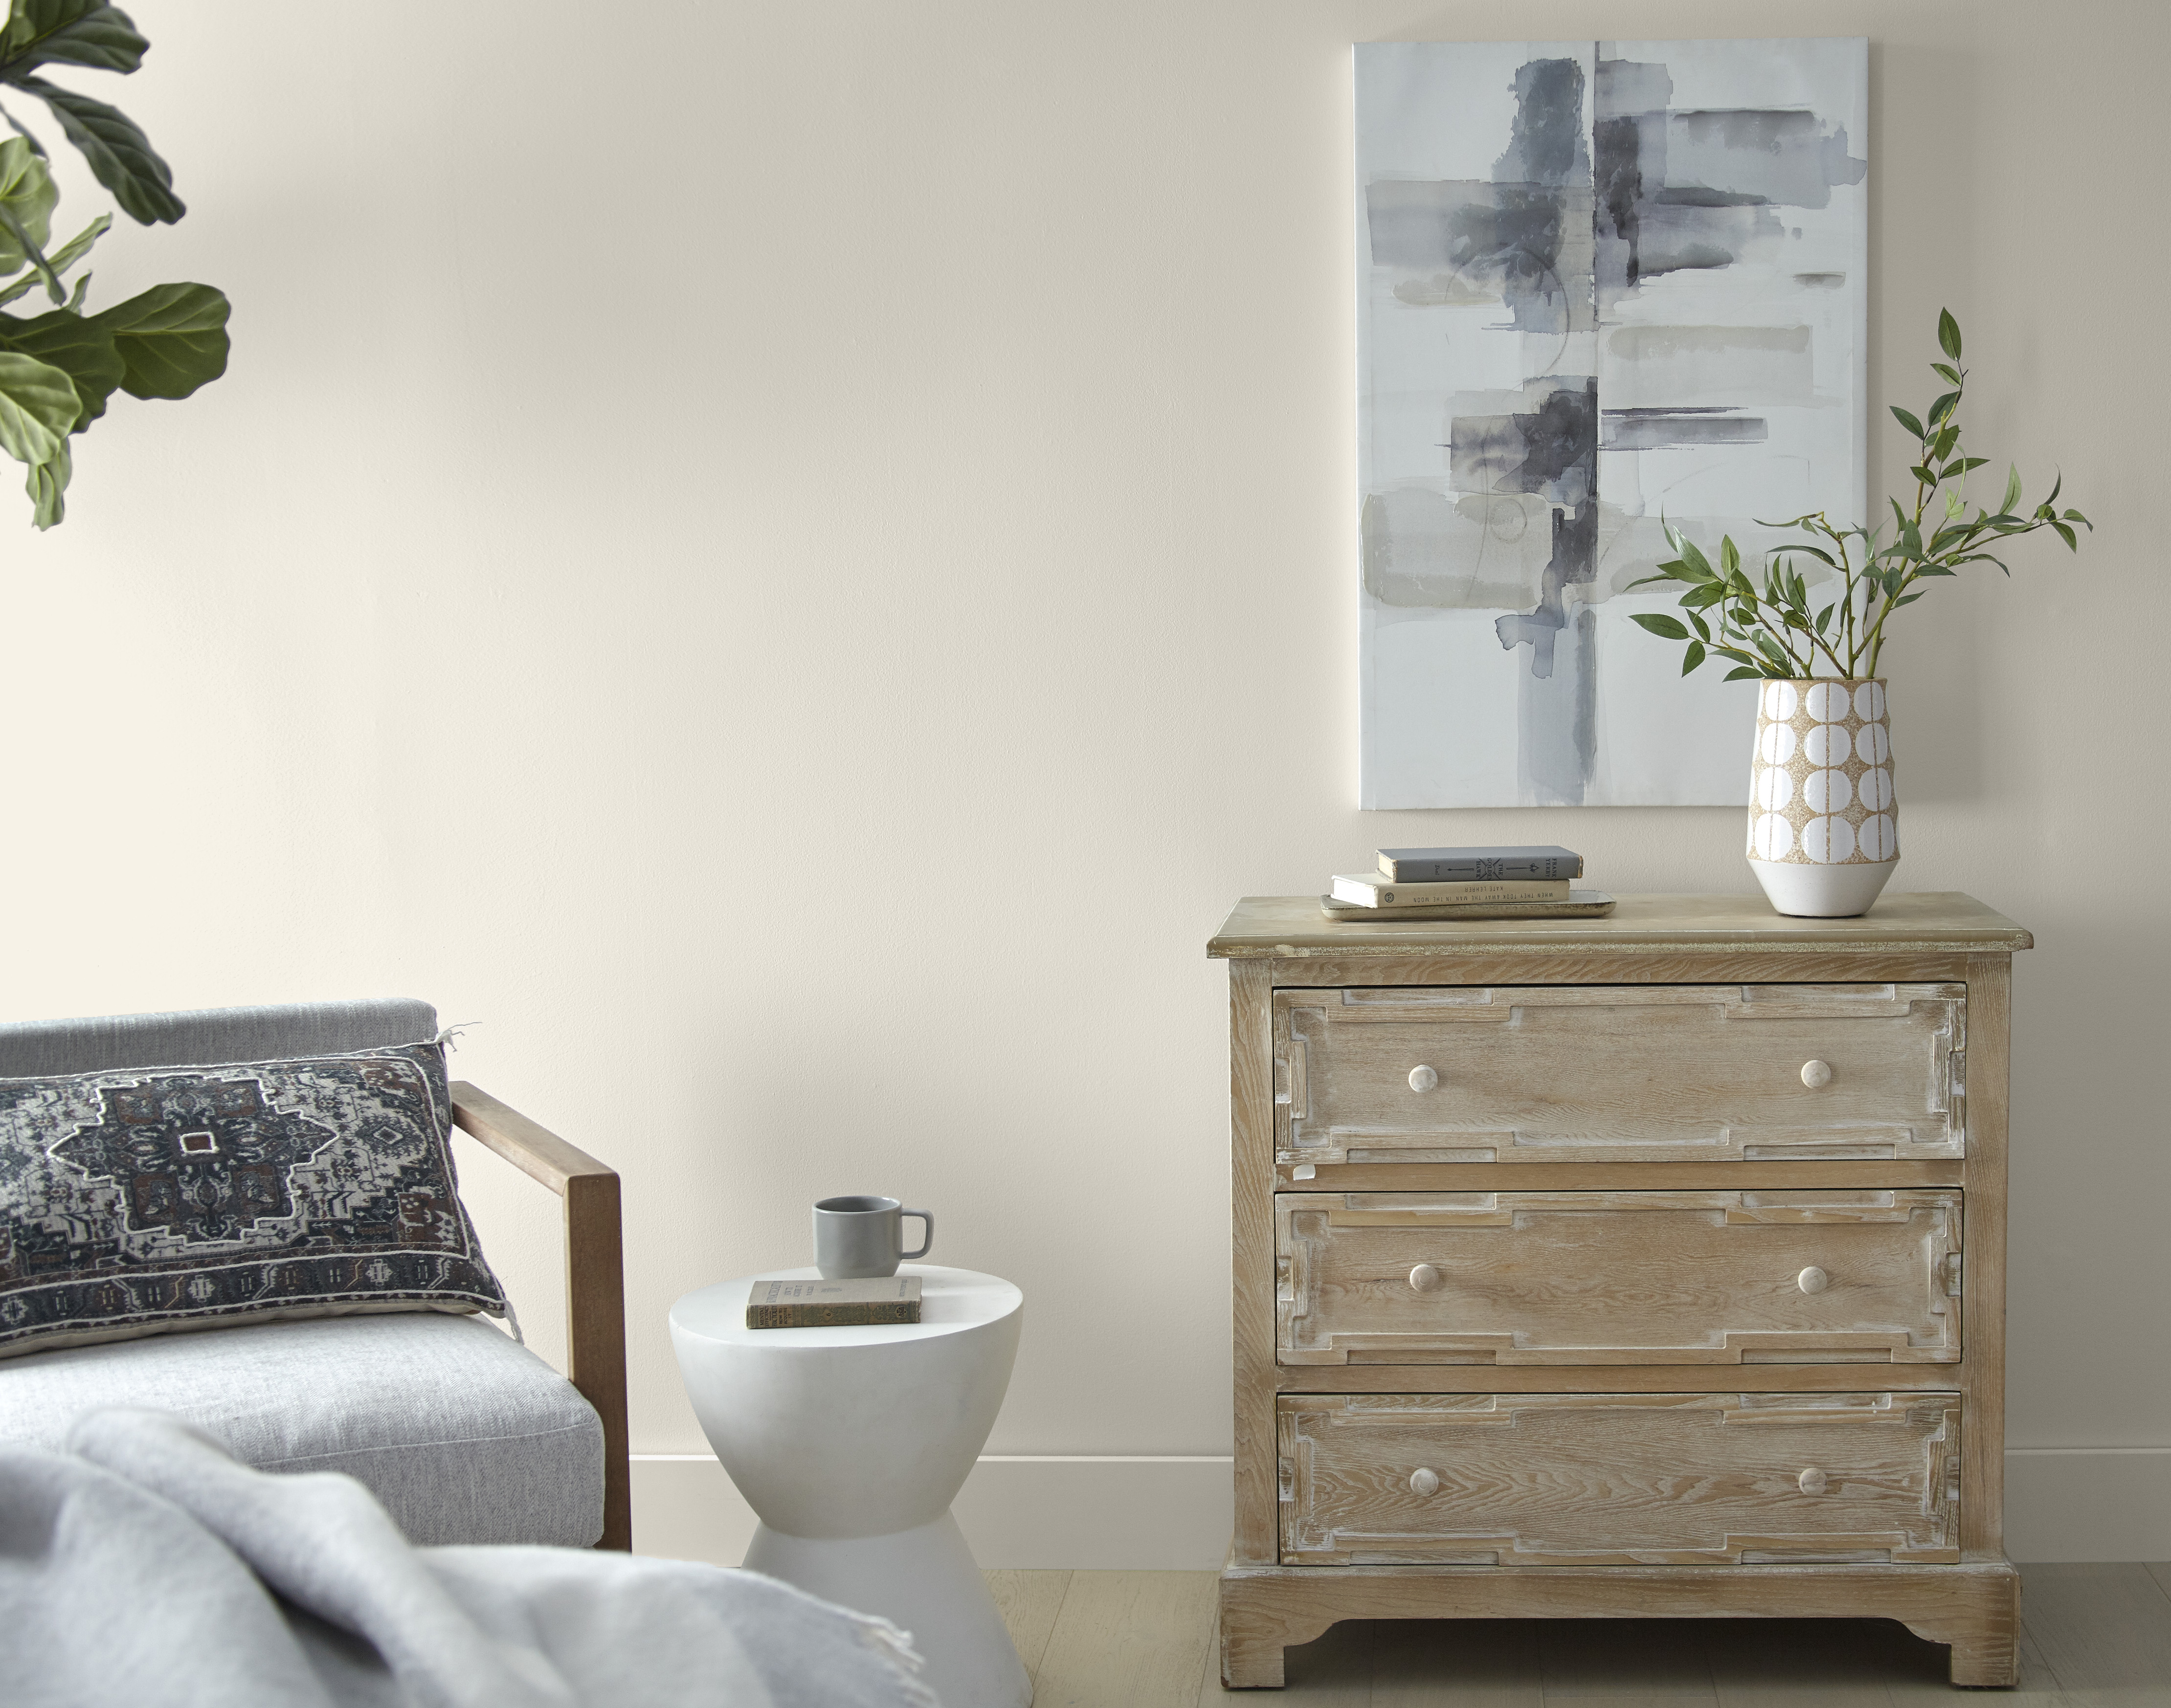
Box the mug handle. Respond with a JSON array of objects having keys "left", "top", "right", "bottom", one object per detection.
[{"left": 900, "top": 1209, "right": 934, "bottom": 1262}]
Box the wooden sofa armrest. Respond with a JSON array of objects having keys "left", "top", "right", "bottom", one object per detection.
[{"left": 450, "top": 1081, "right": 630, "bottom": 1552}]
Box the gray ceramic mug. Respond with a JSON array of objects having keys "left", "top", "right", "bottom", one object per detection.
[{"left": 813, "top": 1195, "right": 934, "bottom": 1279}]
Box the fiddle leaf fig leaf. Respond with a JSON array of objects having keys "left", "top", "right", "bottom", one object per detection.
[
  {"left": 91, "top": 280, "right": 227, "bottom": 397},
  {"left": 0, "top": 208, "right": 107, "bottom": 305},
  {"left": 0, "top": 1, "right": 146, "bottom": 76},
  {"left": 10, "top": 74, "right": 179, "bottom": 222},
  {"left": 0, "top": 303, "right": 121, "bottom": 425},
  {"left": 0, "top": 344, "right": 79, "bottom": 467},
  {"left": 0, "top": 132, "right": 56, "bottom": 268},
  {"left": 22, "top": 428, "right": 64, "bottom": 525}
]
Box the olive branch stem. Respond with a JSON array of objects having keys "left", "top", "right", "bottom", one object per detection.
[{"left": 1628, "top": 310, "right": 2092, "bottom": 682}]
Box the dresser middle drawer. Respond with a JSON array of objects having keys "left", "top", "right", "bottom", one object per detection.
[{"left": 1276, "top": 1190, "right": 1961, "bottom": 1365}]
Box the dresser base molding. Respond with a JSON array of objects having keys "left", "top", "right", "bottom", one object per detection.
[{"left": 1217, "top": 1556, "right": 2019, "bottom": 1689}]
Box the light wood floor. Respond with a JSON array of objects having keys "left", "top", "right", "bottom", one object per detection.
[{"left": 985, "top": 1564, "right": 2171, "bottom": 1705}]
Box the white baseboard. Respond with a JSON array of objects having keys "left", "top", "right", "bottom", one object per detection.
[{"left": 633, "top": 1448, "right": 2171, "bottom": 1568}]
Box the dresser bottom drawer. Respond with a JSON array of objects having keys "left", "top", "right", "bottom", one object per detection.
[{"left": 1278, "top": 1392, "right": 1960, "bottom": 1566}]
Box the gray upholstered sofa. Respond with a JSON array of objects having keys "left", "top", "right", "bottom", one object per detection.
[{"left": 0, "top": 999, "right": 629, "bottom": 1549}]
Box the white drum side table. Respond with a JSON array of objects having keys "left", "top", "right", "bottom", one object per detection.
[{"left": 671, "top": 1264, "right": 1029, "bottom": 1708}]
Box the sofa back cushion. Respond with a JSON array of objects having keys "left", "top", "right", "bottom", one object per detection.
[
  {"left": 0, "top": 999, "right": 441, "bottom": 1078},
  {"left": 0, "top": 1010, "right": 507, "bottom": 1359}
]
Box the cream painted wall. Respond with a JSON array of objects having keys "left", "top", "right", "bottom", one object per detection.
[{"left": 0, "top": 0, "right": 2163, "bottom": 1521}]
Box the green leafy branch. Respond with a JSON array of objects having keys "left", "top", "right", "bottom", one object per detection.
[
  {"left": 0, "top": 1, "right": 181, "bottom": 224},
  {"left": 0, "top": 2, "right": 226, "bottom": 528},
  {"left": 1627, "top": 310, "right": 2091, "bottom": 681}
]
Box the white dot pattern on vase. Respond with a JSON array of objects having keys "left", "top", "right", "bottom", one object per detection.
[
  {"left": 1804, "top": 723, "right": 1846, "bottom": 767},
  {"left": 1804, "top": 681, "right": 1851, "bottom": 722},
  {"left": 1744, "top": 677, "right": 1899, "bottom": 868},
  {"left": 1802, "top": 815, "right": 1857, "bottom": 863},
  {"left": 1757, "top": 723, "right": 1797, "bottom": 764},
  {"left": 1753, "top": 766, "right": 1794, "bottom": 810},
  {"left": 1804, "top": 768, "right": 1852, "bottom": 814}
]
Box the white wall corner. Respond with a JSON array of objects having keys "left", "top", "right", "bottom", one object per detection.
[{"left": 638, "top": 1448, "right": 2171, "bottom": 1569}]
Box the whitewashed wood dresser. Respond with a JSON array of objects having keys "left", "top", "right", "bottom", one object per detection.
[{"left": 1208, "top": 893, "right": 2030, "bottom": 1688}]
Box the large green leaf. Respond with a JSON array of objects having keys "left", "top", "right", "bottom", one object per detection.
[
  {"left": 0, "top": 2, "right": 145, "bottom": 76},
  {"left": 11, "top": 73, "right": 177, "bottom": 222},
  {"left": 23, "top": 428, "right": 65, "bottom": 525},
  {"left": 91, "top": 280, "right": 226, "bottom": 397},
  {"left": 0, "top": 304, "right": 119, "bottom": 424},
  {"left": 0, "top": 344, "right": 78, "bottom": 465},
  {"left": 0, "top": 131, "right": 55, "bottom": 271}
]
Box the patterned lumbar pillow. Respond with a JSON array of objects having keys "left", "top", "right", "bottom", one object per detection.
[{"left": 0, "top": 1040, "right": 507, "bottom": 1359}]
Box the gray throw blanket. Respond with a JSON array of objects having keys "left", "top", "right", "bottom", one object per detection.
[{"left": 0, "top": 1409, "right": 936, "bottom": 1708}]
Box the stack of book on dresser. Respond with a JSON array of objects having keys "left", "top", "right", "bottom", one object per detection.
[{"left": 1322, "top": 845, "right": 1615, "bottom": 920}]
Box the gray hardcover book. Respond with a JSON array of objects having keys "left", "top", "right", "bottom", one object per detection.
[{"left": 1376, "top": 844, "right": 1585, "bottom": 882}]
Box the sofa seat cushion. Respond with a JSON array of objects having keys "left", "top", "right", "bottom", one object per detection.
[{"left": 0, "top": 1312, "right": 602, "bottom": 1546}]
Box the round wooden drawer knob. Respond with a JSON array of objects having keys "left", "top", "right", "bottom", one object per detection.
[
  {"left": 1798, "top": 1266, "right": 1829, "bottom": 1294},
  {"left": 1798, "top": 1467, "right": 1829, "bottom": 1496},
  {"left": 1408, "top": 1065, "right": 1439, "bottom": 1092},
  {"left": 1409, "top": 1264, "right": 1443, "bottom": 1293},
  {"left": 1800, "top": 1059, "right": 1834, "bottom": 1088},
  {"left": 1410, "top": 1467, "right": 1441, "bottom": 1497}
]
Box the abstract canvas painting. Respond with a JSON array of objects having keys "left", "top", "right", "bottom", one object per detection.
[{"left": 1357, "top": 39, "right": 1867, "bottom": 806}]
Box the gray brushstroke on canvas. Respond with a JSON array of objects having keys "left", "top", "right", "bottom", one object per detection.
[
  {"left": 1365, "top": 181, "right": 1594, "bottom": 335},
  {"left": 1600, "top": 411, "right": 1768, "bottom": 449},
  {"left": 1666, "top": 110, "right": 1866, "bottom": 209}
]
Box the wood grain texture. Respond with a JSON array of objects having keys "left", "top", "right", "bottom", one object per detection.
[
  {"left": 450, "top": 1081, "right": 630, "bottom": 1552},
  {"left": 1276, "top": 1363, "right": 1975, "bottom": 1397},
  {"left": 987, "top": 1568, "right": 1072, "bottom": 1686},
  {"left": 1270, "top": 954, "right": 1975, "bottom": 989},
  {"left": 1214, "top": 896, "right": 2023, "bottom": 1693},
  {"left": 1278, "top": 1393, "right": 1961, "bottom": 1567},
  {"left": 1209, "top": 893, "right": 2031, "bottom": 959},
  {"left": 1031, "top": 1571, "right": 1218, "bottom": 1708},
  {"left": 1275, "top": 1162, "right": 1965, "bottom": 1192},
  {"left": 1232, "top": 960, "right": 1279, "bottom": 1566},
  {"left": 1220, "top": 1559, "right": 2019, "bottom": 1689},
  {"left": 1277, "top": 1191, "right": 1960, "bottom": 1366},
  {"left": 1958, "top": 955, "right": 2009, "bottom": 1560},
  {"left": 1275, "top": 986, "right": 1964, "bottom": 1166},
  {"left": 450, "top": 1081, "right": 616, "bottom": 1190}
]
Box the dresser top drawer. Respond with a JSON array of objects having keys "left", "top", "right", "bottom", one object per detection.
[
  {"left": 1276, "top": 984, "right": 1964, "bottom": 1165},
  {"left": 1279, "top": 1391, "right": 1961, "bottom": 1566}
]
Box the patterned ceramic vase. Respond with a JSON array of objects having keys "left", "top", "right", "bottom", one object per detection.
[{"left": 1746, "top": 678, "right": 1898, "bottom": 917}]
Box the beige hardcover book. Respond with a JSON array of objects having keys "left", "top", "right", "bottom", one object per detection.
[
  {"left": 746, "top": 1276, "right": 923, "bottom": 1329},
  {"left": 1329, "top": 873, "right": 1571, "bottom": 907},
  {"left": 1317, "top": 888, "right": 1617, "bottom": 921}
]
